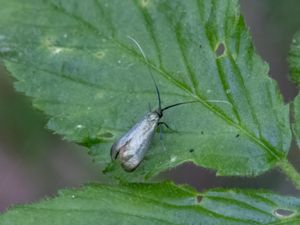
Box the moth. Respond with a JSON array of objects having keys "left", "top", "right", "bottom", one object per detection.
[{"left": 110, "top": 37, "right": 196, "bottom": 172}]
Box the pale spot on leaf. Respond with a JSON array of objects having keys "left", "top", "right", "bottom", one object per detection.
[
  {"left": 0, "top": 47, "right": 11, "bottom": 53},
  {"left": 95, "top": 91, "right": 104, "bottom": 99},
  {"left": 140, "top": 0, "right": 150, "bottom": 7},
  {"left": 51, "top": 47, "right": 63, "bottom": 55},
  {"left": 170, "top": 156, "right": 177, "bottom": 163},
  {"left": 76, "top": 124, "right": 84, "bottom": 129},
  {"left": 94, "top": 51, "right": 106, "bottom": 59}
]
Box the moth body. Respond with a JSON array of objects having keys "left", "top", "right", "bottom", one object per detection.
[{"left": 111, "top": 110, "right": 161, "bottom": 171}]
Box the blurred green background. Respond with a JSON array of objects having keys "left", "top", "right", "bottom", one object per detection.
[{"left": 1, "top": 0, "right": 300, "bottom": 212}]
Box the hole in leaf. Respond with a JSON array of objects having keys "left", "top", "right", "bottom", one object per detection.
[
  {"left": 215, "top": 42, "right": 225, "bottom": 57},
  {"left": 197, "top": 195, "right": 203, "bottom": 203},
  {"left": 274, "top": 208, "right": 294, "bottom": 218}
]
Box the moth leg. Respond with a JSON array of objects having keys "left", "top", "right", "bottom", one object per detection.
[
  {"left": 158, "top": 123, "right": 164, "bottom": 141},
  {"left": 157, "top": 124, "right": 166, "bottom": 151},
  {"left": 158, "top": 122, "right": 176, "bottom": 132},
  {"left": 157, "top": 122, "right": 177, "bottom": 151},
  {"left": 148, "top": 103, "right": 152, "bottom": 112}
]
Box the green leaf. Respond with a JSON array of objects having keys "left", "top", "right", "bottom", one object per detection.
[
  {"left": 1, "top": 182, "right": 300, "bottom": 225},
  {"left": 0, "top": 0, "right": 291, "bottom": 179},
  {"left": 292, "top": 96, "right": 300, "bottom": 149},
  {"left": 289, "top": 32, "right": 300, "bottom": 149},
  {"left": 288, "top": 32, "right": 300, "bottom": 85}
]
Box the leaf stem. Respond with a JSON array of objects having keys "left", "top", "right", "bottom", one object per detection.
[{"left": 277, "top": 159, "right": 300, "bottom": 190}]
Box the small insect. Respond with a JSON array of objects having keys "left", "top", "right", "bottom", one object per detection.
[
  {"left": 110, "top": 37, "right": 197, "bottom": 172},
  {"left": 111, "top": 37, "right": 230, "bottom": 172}
]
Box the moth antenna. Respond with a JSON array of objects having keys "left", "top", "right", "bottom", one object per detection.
[
  {"left": 161, "top": 99, "right": 231, "bottom": 112},
  {"left": 127, "top": 36, "right": 162, "bottom": 111},
  {"left": 161, "top": 101, "right": 198, "bottom": 112}
]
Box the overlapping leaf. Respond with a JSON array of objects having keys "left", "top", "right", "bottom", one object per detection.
[
  {"left": 1, "top": 182, "right": 299, "bottom": 225},
  {"left": 0, "top": 0, "right": 291, "bottom": 179},
  {"left": 289, "top": 32, "right": 300, "bottom": 148},
  {"left": 289, "top": 32, "right": 300, "bottom": 85},
  {"left": 293, "top": 96, "right": 300, "bottom": 148}
]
